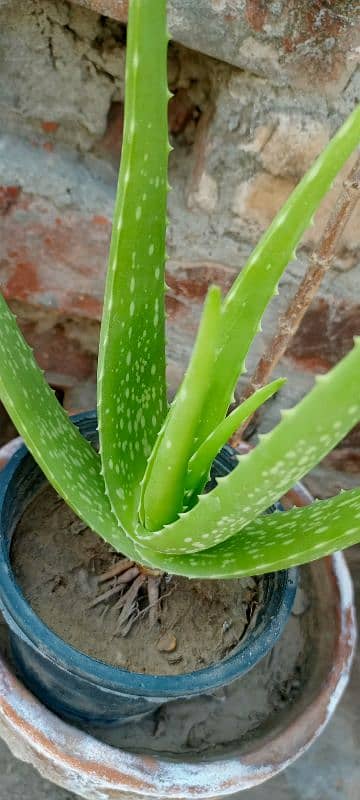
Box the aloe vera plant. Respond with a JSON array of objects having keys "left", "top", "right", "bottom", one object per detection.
[{"left": 0, "top": 0, "right": 360, "bottom": 580}]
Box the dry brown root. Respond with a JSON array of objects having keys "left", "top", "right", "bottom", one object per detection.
[
  {"left": 116, "top": 574, "right": 146, "bottom": 634},
  {"left": 90, "top": 558, "right": 165, "bottom": 636},
  {"left": 89, "top": 565, "right": 140, "bottom": 608},
  {"left": 97, "top": 558, "right": 135, "bottom": 584}
]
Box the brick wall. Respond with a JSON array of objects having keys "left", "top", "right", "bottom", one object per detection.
[{"left": 0, "top": 0, "right": 359, "bottom": 495}]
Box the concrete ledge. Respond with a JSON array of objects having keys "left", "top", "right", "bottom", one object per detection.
[{"left": 71, "top": 0, "right": 359, "bottom": 93}]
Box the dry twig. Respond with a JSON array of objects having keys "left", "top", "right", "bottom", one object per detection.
[{"left": 231, "top": 155, "right": 360, "bottom": 445}]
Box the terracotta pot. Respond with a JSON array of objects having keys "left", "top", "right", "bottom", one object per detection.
[{"left": 0, "top": 437, "right": 356, "bottom": 798}]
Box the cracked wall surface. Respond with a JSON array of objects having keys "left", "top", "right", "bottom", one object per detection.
[
  {"left": 0, "top": 0, "right": 126, "bottom": 148},
  {"left": 0, "top": 0, "right": 359, "bottom": 494}
]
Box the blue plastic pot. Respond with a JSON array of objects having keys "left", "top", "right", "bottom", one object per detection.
[{"left": 0, "top": 411, "right": 297, "bottom": 728}]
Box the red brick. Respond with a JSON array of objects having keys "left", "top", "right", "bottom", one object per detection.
[
  {"left": 5, "top": 261, "right": 41, "bottom": 302},
  {"left": 41, "top": 121, "right": 59, "bottom": 134},
  {"left": 0, "top": 186, "right": 21, "bottom": 214},
  {"left": 245, "top": 0, "right": 267, "bottom": 33},
  {"left": 168, "top": 89, "right": 198, "bottom": 135},
  {"left": 0, "top": 192, "right": 110, "bottom": 320},
  {"left": 324, "top": 445, "right": 360, "bottom": 475},
  {"left": 18, "top": 313, "right": 97, "bottom": 383},
  {"left": 1, "top": 192, "right": 237, "bottom": 331},
  {"left": 288, "top": 298, "right": 360, "bottom": 370},
  {"left": 95, "top": 102, "right": 123, "bottom": 164},
  {"left": 166, "top": 260, "right": 235, "bottom": 305}
]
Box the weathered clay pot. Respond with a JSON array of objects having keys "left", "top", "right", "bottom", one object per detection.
[{"left": 0, "top": 438, "right": 356, "bottom": 798}]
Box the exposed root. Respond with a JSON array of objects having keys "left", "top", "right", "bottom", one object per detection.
[
  {"left": 120, "top": 612, "right": 139, "bottom": 637},
  {"left": 99, "top": 604, "right": 109, "bottom": 621},
  {"left": 97, "top": 558, "right": 135, "bottom": 584},
  {"left": 116, "top": 574, "right": 146, "bottom": 634},
  {"left": 89, "top": 566, "right": 139, "bottom": 608},
  {"left": 139, "top": 565, "right": 163, "bottom": 578},
  {"left": 89, "top": 582, "right": 124, "bottom": 609},
  {"left": 147, "top": 576, "right": 162, "bottom": 629},
  {"left": 90, "top": 557, "right": 167, "bottom": 636}
]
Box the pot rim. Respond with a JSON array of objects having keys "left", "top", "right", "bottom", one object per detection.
[
  {"left": 0, "top": 411, "right": 297, "bottom": 700},
  {"left": 0, "top": 551, "right": 355, "bottom": 797}
]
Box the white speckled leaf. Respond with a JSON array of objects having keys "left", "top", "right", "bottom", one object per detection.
[
  {"left": 1, "top": 0, "right": 359, "bottom": 580},
  {"left": 194, "top": 105, "right": 360, "bottom": 451},
  {"left": 0, "top": 296, "right": 136, "bottom": 556},
  {"left": 141, "top": 285, "right": 222, "bottom": 530},
  {"left": 133, "top": 488, "right": 360, "bottom": 578},
  {"left": 98, "top": 0, "right": 169, "bottom": 531},
  {"left": 184, "top": 377, "right": 286, "bottom": 504},
  {"left": 133, "top": 338, "right": 360, "bottom": 554}
]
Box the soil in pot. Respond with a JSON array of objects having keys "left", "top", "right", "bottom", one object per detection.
[
  {"left": 0, "top": 559, "right": 333, "bottom": 758},
  {"left": 11, "top": 485, "right": 263, "bottom": 676}
]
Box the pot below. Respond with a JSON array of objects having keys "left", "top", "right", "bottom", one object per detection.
[
  {"left": 0, "top": 412, "right": 296, "bottom": 727},
  {"left": 0, "top": 551, "right": 355, "bottom": 798}
]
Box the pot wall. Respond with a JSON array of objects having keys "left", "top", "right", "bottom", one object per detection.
[
  {"left": 0, "top": 434, "right": 355, "bottom": 798},
  {"left": 0, "top": 414, "right": 297, "bottom": 728},
  {"left": 0, "top": 551, "right": 355, "bottom": 799}
]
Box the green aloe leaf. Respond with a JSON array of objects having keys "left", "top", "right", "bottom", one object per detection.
[
  {"left": 0, "top": 296, "right": 135, "bottom": 556},
  {"left": 193, "top": 105, "right": 360, "bottom": 450},
  {"left": 0, "top": 0, "right": 359, "bottom": 585},
  {"left": 141, "top": 285, "right": 222, "bottom": 531},
  {"left": 133, "top": 488, "right": 360, "bottom": 578},
  {"left": 98, "top": 0, "right": 169, "bottom": 532},
  {"left": 184, "top": 377, "right": 286, "bottom": 503},
  {"left": 133, "top": 337, "right": 360, "bottom": 554}
]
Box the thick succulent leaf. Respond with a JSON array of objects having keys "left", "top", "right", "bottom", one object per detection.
[
  {"left": 133, "top": 488, "right": 360, "bottom": 578},
  {"left": 98, "top": 0, "right": 169, "bottom": 531},
  {"left": 194, "top": 105, "right": 360, "bottom": 450},
  {"left": 133, "top": 338, "right": 360, "bottom": 553},
  {"left": 0, "top": 296, "right": 135, "bottom": 556},
  {"left": 141, "top": 285, "right": 222, "bottom": 530},
  {"left": 184, "top": 377, "right": 286, "bottom": 502}
]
